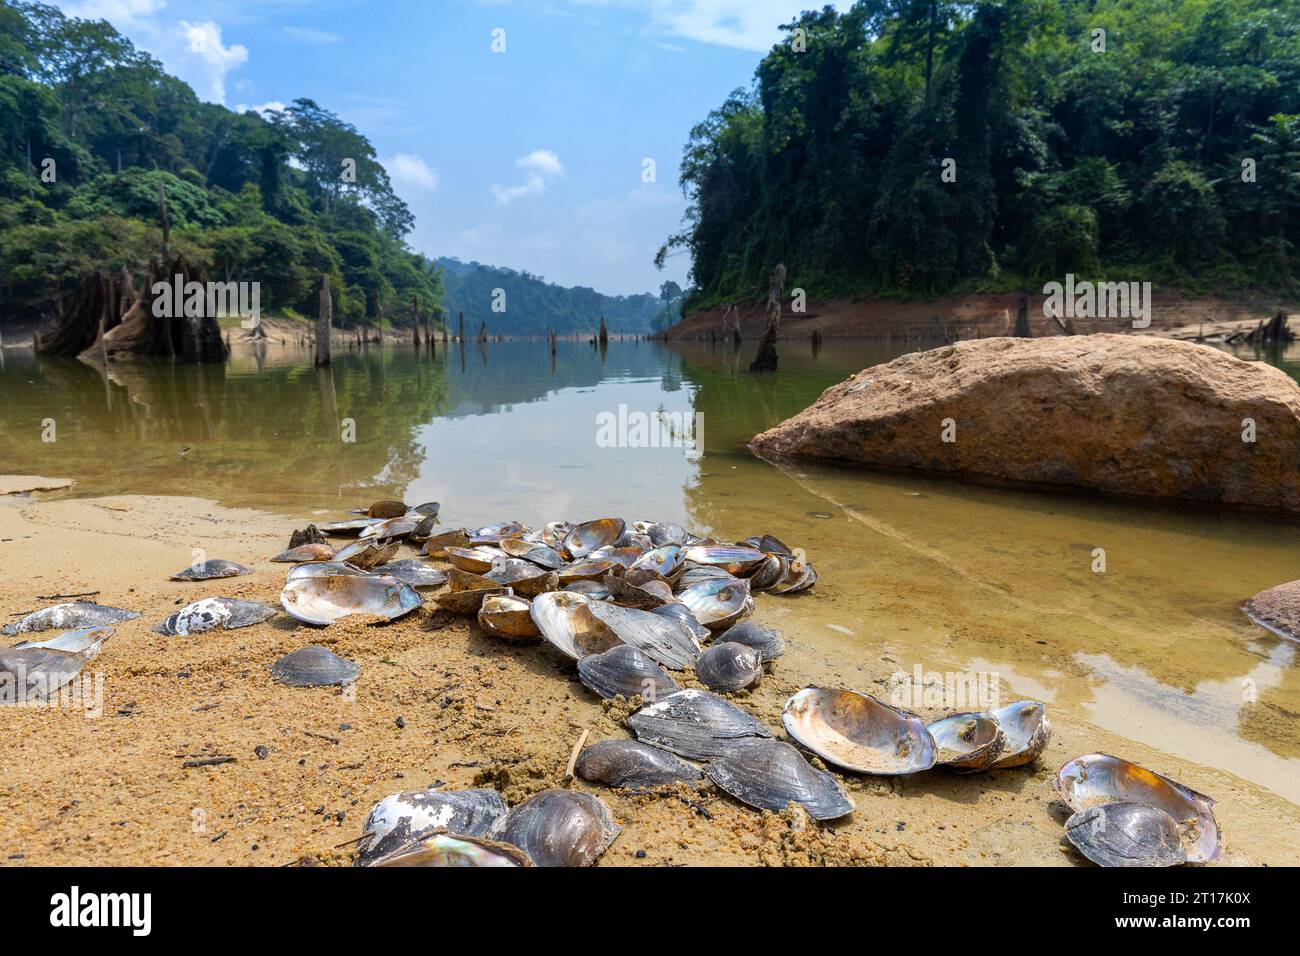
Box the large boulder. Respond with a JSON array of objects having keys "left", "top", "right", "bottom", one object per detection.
[
  {"left": 749, "top": 335, "right": 1300, "bottom": 511},
  {"left": 1243, "top": 580, "right": 1300, "bottom": 642}
]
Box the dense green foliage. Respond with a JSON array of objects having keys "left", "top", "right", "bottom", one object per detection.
[
  {"left": 437, "top": 258, "right": 679, "bottom": 335},
  {"left": 0, "top": 1, "right": 442, "bottom": 329},
  {"left": 659, "top": 0, "right": 1300, "bottom": 308}
]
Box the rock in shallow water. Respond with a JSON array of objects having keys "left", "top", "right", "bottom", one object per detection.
[
  {"left": 750, "top": 335, "right": 1300, "bottom": 512},
  {"left": 1243, "top": 579, "right": 1300, "bottom": 642}
]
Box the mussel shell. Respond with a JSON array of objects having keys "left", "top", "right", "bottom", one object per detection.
[
  {"left": 674, "top": 566, "right": 732, "bottom": 591},
  {"left": 2, "top": 602, "right": 139, "bottom": 636},
  {"left": 603, "top": 571, "right": 671, "bottom": 609},
  {"left": 334, "top": 538, "right": 400, "bottom": 570},
  {"left": 541, "top": 521, "right": 574, "bottom": 548},
  {"left": 770, "top": 558, "right": 818, "bottom": 595},
  {"left": 927, "top": 712, "right": 1006, "bottom": 771},
  {"left": 564, "top": 580, "right": 611, "bottom": 600},
  {"left": 367, "top": 499, "right": 408, "bottom": 519},
  {"left": 270, "top": 645, "right": 359, "bottom": 687},
  {"left": 746, "top": 554, "right": 785, "bottom": 591},
  {"left": 371, "top": 832, "right": 531, "bottom": 867},
  {"left": 478, "top": 595, "right": 539, "bottom": 639},
  {"left": 989, "top": 700, "right": 1052, "bottom": 769},
  {"left": 154, "top": 597, "right": 278, "bottom": 635},
  {"left": 628, "top": 689, "right": 771, "bottom": 760},
  {"left": 529, "top": 591, "right": 621, "bottom": 660},
  {"left": 584, "top": 601, "right": 700, "bottom": 670},
  {"left": 171, "top": 559, "right": 252, "bottom": 581},
  {"left": 650, "top": 603, "right": 710, "bottom": 641},
  {"left": 1064, "top": 803, "right": 1187, "bottom": 868},
  {"left": 682, "top": 544, "right": 765, "bottom": 573},
  {"left": 374, "top": 559, "right": 448, "bottom": 589},
  {"left": 713, "top": 620, "right": 785, "bottom": 662},
  {"left": 280, "top": 574, "right": 422, "bottom": 625},
  {"left": 575, "top": 739, "right": 701, "bottom": 789},
  {"left": 577, "top": 645, "right": 679, "bottom": 701},
  {"left": 707, "top": 738, "right": 855, "bottom": 821},
  {"left": 694, "top": 641, "right": 762, "bottom": 693},
  {"left": 359, "top": 515, "right": 421, "bottom": 541},
  {"left": 469, "top": 521, "right": 529, "bottom": 543},
  {"left": 676, "top": 577, "right": 753, "bottom": 631},
  {"left": 782, "top": 687, "right": 937, "bottom": 775},
  {"left": 648, "top": 522, "right": 689, "bottom": 547},
  {"left": 13, "top": 625, "right": 113, "bottom": 660},
  {"left": 589, "top": 546, "right": 645, "bottom": 570},
  {"left": 285, "top": 561, "right": 369, "bottom": 582},
  {"left": 0, "top": 648, "right": 86, "bottom": 703},
  {"left": 271, "top": 543, "right": 336, "bottom": 563},
  {"left": 630, "top": 545, "right": 686, "bottom": 580},
  {"left": 1056, "top": 753, "right": 1220, "bottom": 863},
  {"left": 358, "top": 787, "right": 508, "bottom": 865},
  {"left": 563, "top": 518, "right": 626, "bottom": 559},
  {"left": 321, "top": 517, "right": 383, "bottom": 536},
  {"left": 742, "top": 534, "right": 793, "bottom": 556},
  {"left": 501, "top": 789, "right": 620, "bottom": 867},
  {"left": 485, "top": 559, "right": 558, "bottom": 598},
  {"left": 411, "top": 502, "right": 441, "bottom": 517},
  {"left": 444, "top": 546, "right": 506, "bottom": 574},
  {"left": 556, "top": 558, "right": 615, "bottom": 585},
  {"left": 423, "top": 529, "right": 471, "bottom": 558},
  {"left": 435, "top": 580, "right": 511, "bottom": 615}
]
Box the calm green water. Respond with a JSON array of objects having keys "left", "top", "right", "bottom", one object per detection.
[{"left": 2, "top": 337, "right": 1299, "bottom": 804}]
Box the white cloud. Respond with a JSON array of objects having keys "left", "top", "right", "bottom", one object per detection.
[
  {"left": 284, "top": 26, "right": 341, "bottom": 45},
  {"left": 572, "top": 0, "right": 845, "bottom": 52},
  {"left": 177, "top": 21, "right": 248, "bottom": 103},
  {"left": 386, "top": 153, "right": 440, "bottom": 191},
  {"left": 491, "top": 150, "right": 564, "bottom": 205}
]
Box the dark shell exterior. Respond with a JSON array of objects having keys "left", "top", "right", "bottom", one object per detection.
[
  {"left": 170, "top": 559, "right": 252, "bottom": 581},
  {"left": 154, "top": 597, "right": 277, "bottom": 636},
  {"left": 367, "top": 499, "right": 408, "bottom": 519},
  {"left": 706, "top": 738, "right": 855, "bottom": 821},
  {"left": 1064, "top": 802, "right": 1187, "bottom": 868},
  {"left": 500, "top": 789, "right": 620, "bottom": 867},
  {"left": 373, "top": 559, "right": 448, "bottom": 589},
  {"left": 577, "top": 645, "right": 679, "bottom": 701},
  {"left": 585, "top": 601, "right": 700, "bottom": 670},
  {"left": 694, "top": 641, "right": 763, "bottom": 693},
  {"left": 713, "top": 619, "right": 785, "bottom": 661},
  {"left": 270, "top": 645, "right": 359, "bottom": 687},
  {"left": 628, "top": 689, "right": 771, "bottom": 760},
  {"left": 358, "top": 787, "right": 508, "bottom": 865},
  {"left": 575, "top": 739, "right": 702, "bottom": 789},
  {"left": 650, "top": 602, "right": 710, "bottom": 641}
]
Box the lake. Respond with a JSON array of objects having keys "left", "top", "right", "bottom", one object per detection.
[{"left": 2, "top": 335, "right": 1299, "bottom": 805}]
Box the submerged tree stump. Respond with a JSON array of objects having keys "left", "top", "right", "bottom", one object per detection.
[
  {"left": 316, "top": 275, "right": 332, "bottom": 367},
  {"left": 749, "top": 264, "right": 786, "bottom": 373}
]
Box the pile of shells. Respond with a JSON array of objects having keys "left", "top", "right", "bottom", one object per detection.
[{"left": 2, "top": 602, "right": 135, "bottom": 705}]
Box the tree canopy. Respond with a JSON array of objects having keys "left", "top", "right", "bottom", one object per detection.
[{"left": 659, "top": 0, "right": 1300, "bottom": 309}]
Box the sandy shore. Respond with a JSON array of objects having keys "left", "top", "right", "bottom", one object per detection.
[{"left": 2, "top": 491, "right": 1298, "bottom": 866}]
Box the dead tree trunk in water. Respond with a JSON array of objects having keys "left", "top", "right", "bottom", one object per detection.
[
  {"left": 1013, "top": 291, "right": 1032, "bottom": 337},
  {"left": 478, "top": 320, "right": 488, "bottom": 343},
  {"left": 749, "top": 264, "right": 786, "bottom": 373},
  {"left": 458, "top": 312, "right": 465, "bottom": 342},
  {"left": 411, "top": 297, "right": 421, "bottom": 347},
  {"left": 598, "top": 316, "right": 609, "bottom": 347},
  {"left": 315, "top": 275, "right": 332, "bottom": 367}
]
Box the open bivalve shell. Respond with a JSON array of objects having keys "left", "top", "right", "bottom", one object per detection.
[
  {"left": 370, "top": 832, "right": 532, "bottom": 867},
  {"left": 1056, "top": 753, "right": 1220, "bottom": 864},
  {"left": 989, "top": 700, "right": 1052, "bottom": 769},
  {"left": 782, "top": 687, "right": 936, "bottom": 775},
  {"left": 3, "top": 602, "right": 138, "bottom": 636},
  {"left": 563, "top": 518, "right": 625, "bottom": 560},
  {"left": 357, "top": 787, "right": 508, "bottom": 865},
  {"left": 280, "top": 574, "right": 422, "bottom": 626},
  {"left": 529, "top": 591, "right": 621, "bottom": 660},
  {"left": 477, "top": 595, "right": 539, "bottom": 639},
  {"left": 927, "top": 712, "right": 1006, "bottom": 772},
  {"left": 500, "top": 789, "right": 620, "bottom": 867},
  {"left": 676, "top": 577, "right": 754, "bottom": 631},
  {"left": 707, "top": 738, "right": 854, "bottom": 821},
  {"left": 628, "top": 688, "right": 771, "bottom": 760}
]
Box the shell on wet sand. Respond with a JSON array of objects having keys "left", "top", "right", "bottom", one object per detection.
[
  {"left": 153, "top": 597, "right": 278, "bottom": 636},
  {"left": 280, "top": 574, "right": 422, "bottom": 626},
  {"left": 357, "top": 787, "right": 508, "bottom": 865},
  {"left": 1056, "top": 753, "right": 1220, "bottom": 863},
  {"left": 0, "top": 648, "right": 87, "bottom": 703},
  {"left": 271, "top": 543, "right": 336, "bottom": 563},
  {"left": 649, "top": 602, "right": 710, "bottom": 641},
  {"left": 485, "top": 559, "right": 559, "bottom": 598},
  {"left": 333, "top": 538, "right": 400, "bottom": 571},
  {"left": 707, "top": 738, "right": 854, "bottom": 821},
  {"left": 500, "top": 789, "right": 620, "bottom": 867},
  {"left": 477, "top": 595, "right": 540, "bottom": 639},
  {"left": 782, "top": 687, "right": 936, "bottom": 775},
  {"left": 575, "top": 738, "right": 701, "bottom": 789},
  {"left": 270, "top": 645, "right": 359, "bottom": 687},
  {"left": 370, "top": 832, "right": 532, "bottom": 867},
  {"left": 927, "top": 712, "right": 1006, "bottom": 772},
  {"left": 989, "top": 700, "right": 1052, "bottom": 769},
  {"left": 584, "top": 601, "right": 700, "bottom": 670},
  {"left": 2, "top": 602, "right": 139, "bottom": 636},
  {"left": 676, "top": 577, "right": 753, "bottom": 631},
  {"left": 628, "top": 688, "right": 771, "bottom": 760},
  {"left": 576, "top": 645, "right": 679, "bottom": 701},
  {"left": 13, "top": 625, "right": 113, "bottom": 660},
  {"left": 1063, "top": 802, "right": 1187, "bottom": 868},
  {"left": 694, "top": 641, "right": 763, "bottom": 693},
  {"left": 171, "top": 559, "right": 252, "bottom": 581}
]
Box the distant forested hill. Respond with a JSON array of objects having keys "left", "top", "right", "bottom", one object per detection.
[
  {"left": 436, "top": 257, "right": 680, "bottom": 336},
  {"left": 661, "top": 0, "right": 1300, "bottom": 310},
  {"left": 0, "top": 0, "right": 441, "bottom": 330}
]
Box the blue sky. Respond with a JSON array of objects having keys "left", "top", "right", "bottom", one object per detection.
[{"left": 57, "top": 1, "right": 839, "bottom": 295}]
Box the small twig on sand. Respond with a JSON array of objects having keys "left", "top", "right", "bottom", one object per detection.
[
  {"left": 564, "top": 729, "right": 590, "bottom": 783},
  {"left": 301, "top": 729, "right": 341, "bottom": 745},
  {"left": 35, "top": 590, "right": 100, "bottom": 601},
  {"left": 181, "top": 756, "right": 236, "bottom": 768},
  {"left": 335, "top": 832, "right": 373, "bottom": 849}
]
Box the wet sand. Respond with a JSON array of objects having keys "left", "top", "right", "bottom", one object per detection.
[{"left": 2, "top": 492, "right": 1298, "bottom": 866}]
